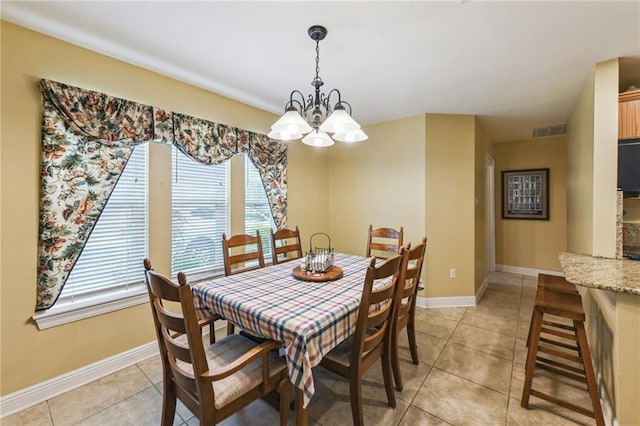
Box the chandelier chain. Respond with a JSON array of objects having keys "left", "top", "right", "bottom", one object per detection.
[{"left": 315, "top": 40, "right": 320, "bottom": 79}]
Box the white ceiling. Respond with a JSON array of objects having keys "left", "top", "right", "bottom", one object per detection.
[{"left": 2, "top": 1, "right": 639, "bottom": 142}]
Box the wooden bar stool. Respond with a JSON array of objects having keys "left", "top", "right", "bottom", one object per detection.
[
  {"left": 521, "top": 278, "right": 604, "bottom": 426},
  {"left": 526, "top": 274, "right": 579, "bottom": 348}
]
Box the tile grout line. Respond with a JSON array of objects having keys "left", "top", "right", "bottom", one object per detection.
[
  {"left": 504, "top": 273, "right": 526, "bottom": 426},
  {"left": 401, "top": 307, "right": 468, "bottom": 424},
  {"left": 394, "top": 307, "right": 467, "bottom": 425}
]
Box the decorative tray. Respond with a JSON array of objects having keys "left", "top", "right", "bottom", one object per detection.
[{"left": 292, "top": 265, "right": 344, "bottom": 282}]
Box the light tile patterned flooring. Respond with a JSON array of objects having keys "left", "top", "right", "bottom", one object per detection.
[{"left": 4, "top": 272, "right": 596, "bottom": 425}]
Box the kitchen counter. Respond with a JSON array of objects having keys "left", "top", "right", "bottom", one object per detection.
[{"left": 558, "top": 252, "right": 640, "bottom": 295}]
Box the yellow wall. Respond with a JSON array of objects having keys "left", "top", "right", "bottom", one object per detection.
[
  {"left": 567, "top": 70, "right": 595, "bottom": 255},
  {"left": 474, "top": 120, "right": 492, "bottom": 291},
  {"left": 494, "top": 136, "right": 568, "bottom": 272},
  {"left": 0, "top": 21, "right": 329, "bottom": 395},
  {"left": 327, "top": 115, "right": 426, "bottom": 255},
  {"left": 425, "top": 115, "right": 476, "bottom": 298},
  {"left": 327, "top": 113, "right": 484, "bottom": 299},
  {"left": 592, "top": 59, "right": 619, "bottom": 258}
]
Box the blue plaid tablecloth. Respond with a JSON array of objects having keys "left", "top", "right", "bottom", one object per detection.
[{"left": 191, "top": 253, "right": 373, "bottom": 408}]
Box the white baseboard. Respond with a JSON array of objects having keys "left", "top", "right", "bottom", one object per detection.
[
  {"left": 476, "top": 277, "right": 489, "bottom": 304},
  {"left": 416, "top": 295, "right": 476, "bottom": 308},
  {"left": 416, "top": 276, "right": 489, "bottom": 309},
  {"left": 496, "top": 264, "right": 564, "bottom": 278},
  {"left": 0, "top": 341, "right": 158, "bottom": 418}
]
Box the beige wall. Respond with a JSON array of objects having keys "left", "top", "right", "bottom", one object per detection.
[
  {"left": 327, "top": 115, "right": 426, "bottom": 255},
  {"left": 0, "top": 21, "right": 329, "bottom": 395},
  {"left": 493, "top": 136, "right": 568, "bottom": 272},
  {"left": 474, "top": 120, "right": 492, "bottom": 291},
  {"left": 592, "top": 59, "right": 619, "bottom": 258},
  {"left": 425, "top": 115, "right": 476, "bottom": 298},
  {"left": 567, "top": 70, "right": 595, "bottom": 255},
  {"left": 327, "top": 113, "right": 484, "bottom": 299}
]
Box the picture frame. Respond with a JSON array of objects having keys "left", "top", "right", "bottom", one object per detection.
[{"left": 501, "top": 168, "right": 549, "bottom": 220}]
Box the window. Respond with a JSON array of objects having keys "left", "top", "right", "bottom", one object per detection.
[
  {"left": 60, "top": 144, "right": 148, "bottom": 303},
  {"left": 172, "top": 147, "right": 229, "bottom": 278},
  {"left": 244, "top": 155, "right": 276, "bottom": 261}
]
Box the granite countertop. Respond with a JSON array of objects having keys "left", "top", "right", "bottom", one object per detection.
[{"left": 559, "top": 252, "right": 640, "bottom": 295}]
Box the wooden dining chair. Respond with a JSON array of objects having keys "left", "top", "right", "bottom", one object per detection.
[
  {"left": 391, "top": 237, "right": 427, "bottom": 391},
  {"left": 366, "top": 225, "right": 404, "bottom": 259},
  {"left": 222, "top": 231, "right": 266, "bottom": 334},
  {"left": 319, "top": 251, "right": 404, "bottom": 426},
  {"left": 270, "top": 226, "right": 303, "bottom": 265},
  {"left": 144, "top": 261, "right": 221, "bottom": 344},
  {"left": 143, "top": 259, "right": 290, "bottom": 426}
]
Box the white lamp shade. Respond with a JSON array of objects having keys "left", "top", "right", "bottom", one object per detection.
[
  {"left": 267, "top": 128, "right": 303, "bottom": 141},
  {"left": 271, "top": 110, "right": 312, "bottom": 135},
  {"left": 332, "top": 128, "right": 368, "bottom": 143},
  {"left": 319, "top": 109, "right": 361, "bottom": 134},
  {"left": 302, "top": 130, "right": 335, "bottom": 147}
]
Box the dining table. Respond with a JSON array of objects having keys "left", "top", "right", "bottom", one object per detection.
[{"left": 191, "top": 252, "right": 375, "bottom": 425}]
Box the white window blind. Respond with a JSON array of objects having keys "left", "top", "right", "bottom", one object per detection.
[
  {"left": 244, "top": 155, "right": 276, "bottom": 260},
  {"left": 61, "top": 144, "right": 148, "bottom": 302},
  {"left": 172, "top": 147, "right": 229, "bottom": 277}
]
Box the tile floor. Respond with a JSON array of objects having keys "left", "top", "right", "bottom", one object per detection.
[{"left": 3, "top": 272, "right": 596, "bottom": 425}]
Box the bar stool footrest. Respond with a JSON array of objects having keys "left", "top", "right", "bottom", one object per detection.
[
  {"left": 541, "top": 320, "right": 577, "bottom": 331},
  {"left": 535, "top": 362, "right": 587, "bottom": 382},
  {"left": 540, "top": 327, "right": 578, "bottom": 341},
  {"left": 538, "top": 345, "right": 582, "bottom": 363},
  {"left": 530, "top": 389, "right": 595, "bottom": 419},
  {"left": 536, "top": 356, "right": 586, "bottom": 376},
  {"left": 539, "top": 336, "right": 579, "bottom": 351}
]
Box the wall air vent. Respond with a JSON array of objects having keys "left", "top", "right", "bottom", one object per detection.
[{"left": 532, "top": 124, "right": 567, "bottom": 138}]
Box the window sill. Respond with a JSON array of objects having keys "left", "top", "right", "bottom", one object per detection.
[{"left": 32, "top": 285, "right": 148, "bottom": 330}]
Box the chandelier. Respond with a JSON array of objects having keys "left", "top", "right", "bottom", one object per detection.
[{"left": 268, "top": 25, "right": 367, "bottom": 147}]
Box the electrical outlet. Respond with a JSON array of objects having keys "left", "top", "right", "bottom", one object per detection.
[{"left": 449, "top": 268, "right": 456, "bottom": 279}]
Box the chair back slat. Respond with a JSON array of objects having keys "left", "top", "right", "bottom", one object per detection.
[
  {"left": 366, "top": 225, "right": 404, "bottom": 259},
  {"left": 362, "top": 323, "right": 387, "bottom": 354},
  {"left": 154, "top": 300, "right": 187, "bottom": 335},
  {"left": 158, "top": 328, "right": 191, "bottom": 364},
  {"left": 168, "top": 356, "right": 199, "bottom": 394},
  {"left": 228, "top": 251, "right": 263, "bottom": 265},
  {"left": 271, "top": 226, "right": 303, "bottom": 265},
  {"left": 222, "top": 232, "right": 266, "bottom": 276}
]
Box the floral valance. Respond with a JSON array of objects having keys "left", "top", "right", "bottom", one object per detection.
[{"left": 36, "top": 80, "right": 287, "bottom": 310}]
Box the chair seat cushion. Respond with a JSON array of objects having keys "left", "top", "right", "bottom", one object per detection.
[
  {"left": 177, "top": 333, "right": 287, "bottom": 409},
  {"left": 323, "top": 335, "right": 354, "bottom": 368}
]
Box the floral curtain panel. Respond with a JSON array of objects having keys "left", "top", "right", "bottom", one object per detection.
[{"left": 36, "top": 80, "right": 287, "bottom": 310}]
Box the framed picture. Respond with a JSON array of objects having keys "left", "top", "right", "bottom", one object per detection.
[{"left": 502, "top": 168, "right": 549, "bottom": 220}]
